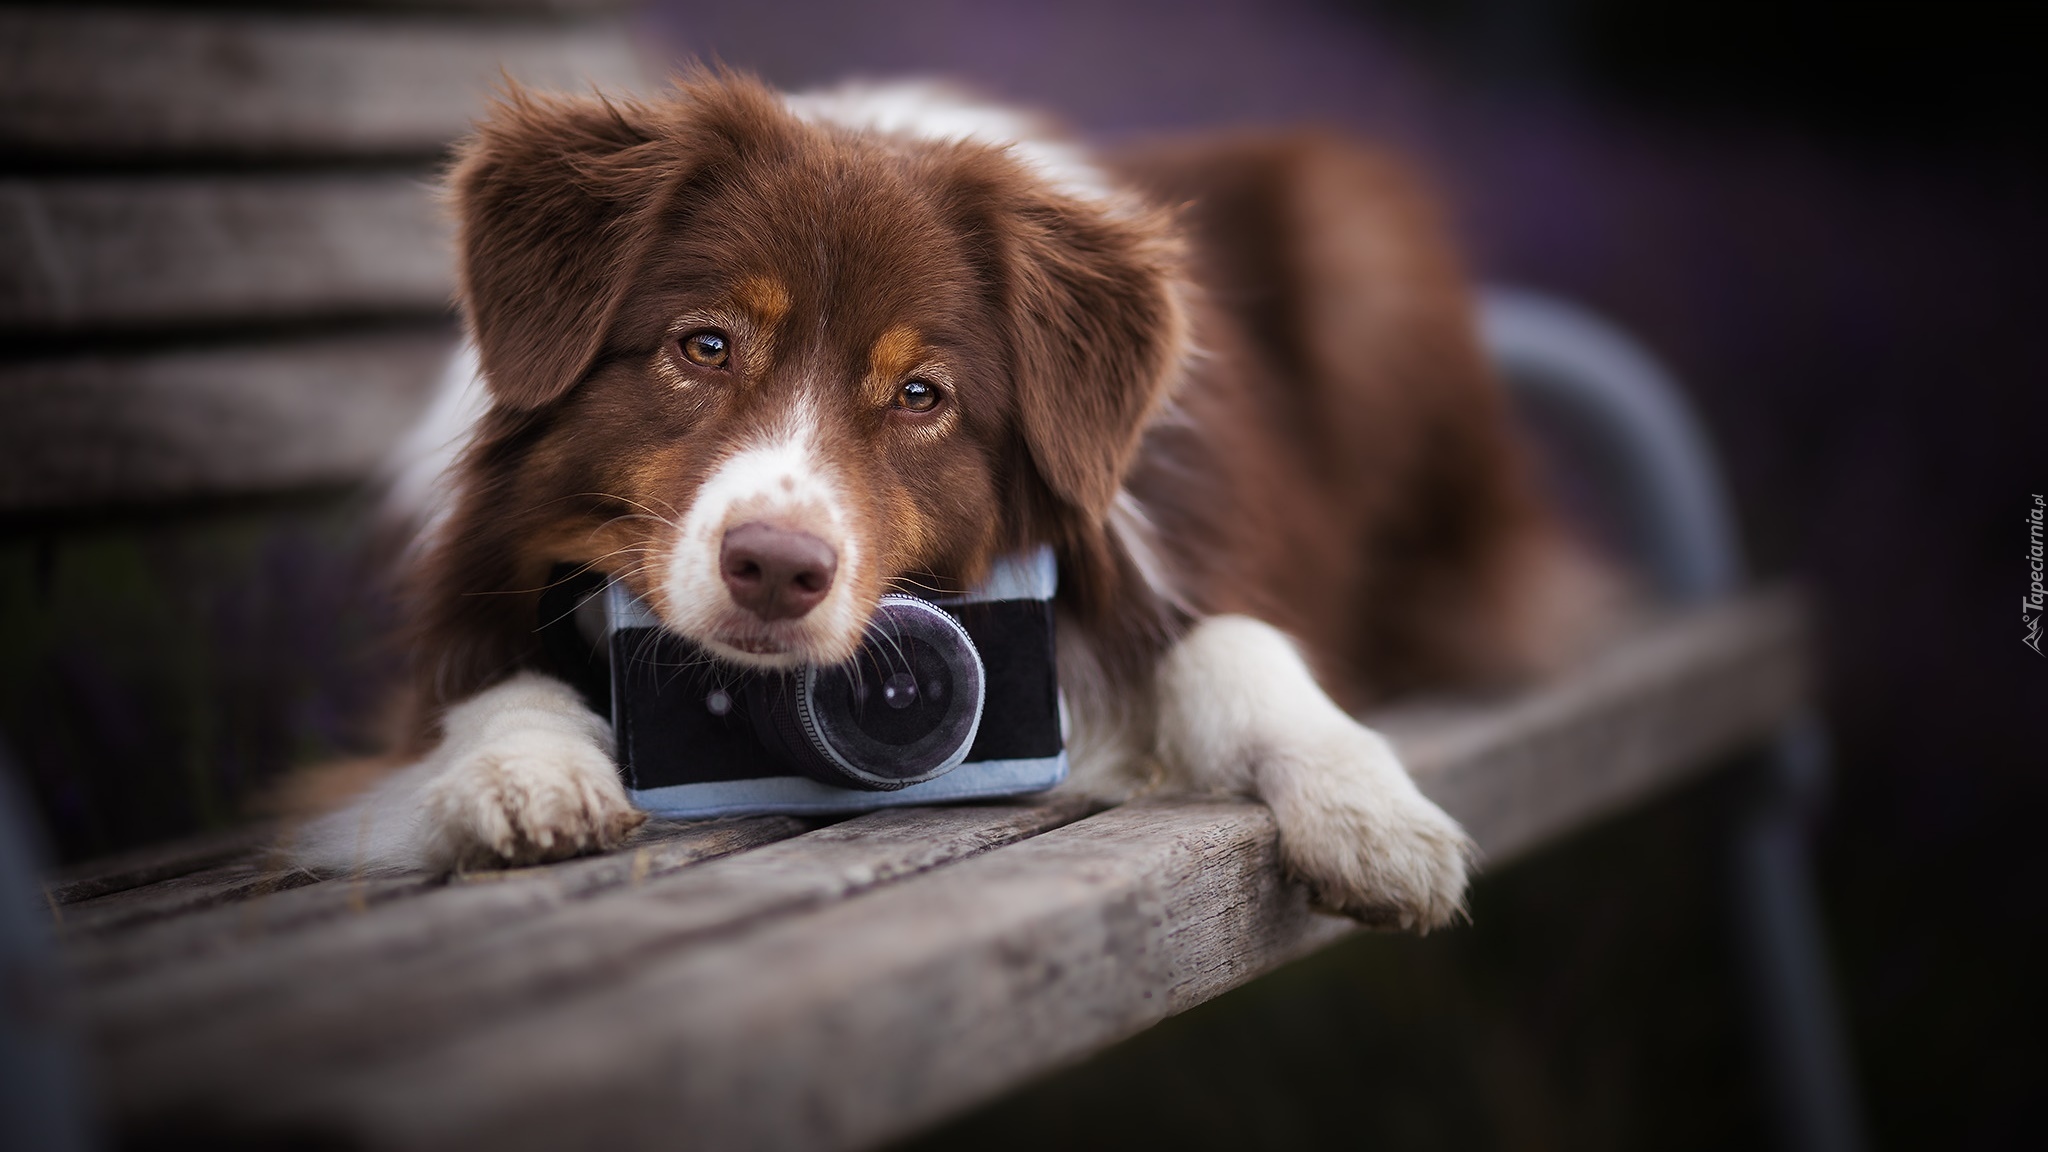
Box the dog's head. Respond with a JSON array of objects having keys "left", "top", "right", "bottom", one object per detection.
[{"left": 442, "top": 74, "right": 1186, "bottom": 671}]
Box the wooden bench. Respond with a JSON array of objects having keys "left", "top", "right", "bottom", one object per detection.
[
  {"left": 2, "top": 1, "right": 644, "bottom": 513},
  {"left": 49, "top": 588, "right": 1807, "bottom": 1148},
  {"left": 6, "top": 5, "right": 1854, "bottom": 1149}
]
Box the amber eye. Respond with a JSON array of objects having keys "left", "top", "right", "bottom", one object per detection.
[
  {"left": 680, "top": 330, "right": 730, "bottom": 368},
  {"left": 896, "top": 379, "right": 941, "bottom": 413}
]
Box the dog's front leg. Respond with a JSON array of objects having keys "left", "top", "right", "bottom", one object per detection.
[
  {"left": 292, "top": 672, "right": 644, "bottom": 875},
  {"left": 1153, "top": 616, "right": 1473, "bottom": 931}
]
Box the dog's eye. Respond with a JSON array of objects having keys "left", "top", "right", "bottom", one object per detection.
[
  {"left": 896, "top": 379, "right": 941, "bottom": 413},
  {"left": 680, "top": 330, "right": 730, "bottom": 368}
]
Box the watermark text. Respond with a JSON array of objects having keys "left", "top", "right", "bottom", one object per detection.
[{"left": 2026, "top": 494, "right": 2044, "bottom": 656}]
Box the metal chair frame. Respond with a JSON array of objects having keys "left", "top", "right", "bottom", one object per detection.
[{"left": 1483, "top": 288, "right": 1863, "bottom": 1152}]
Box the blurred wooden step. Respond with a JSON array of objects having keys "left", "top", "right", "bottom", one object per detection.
[
  {"left": 0, "top": 175, "right": 455, "bottom": 334},
  {"left": 0, "top": 330, "right": 456, "bottom": 512},
  {"left": 0, "top": 6, "right": 646, "bottom": 161}
]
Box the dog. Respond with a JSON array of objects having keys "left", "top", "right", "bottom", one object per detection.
[{"left": 290, "top": 71, "right": 1600, "bottom": 932}]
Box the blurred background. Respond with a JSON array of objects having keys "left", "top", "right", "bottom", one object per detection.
[{"left": 3, "top": 1, "right": 2042, "bottom": 1148}]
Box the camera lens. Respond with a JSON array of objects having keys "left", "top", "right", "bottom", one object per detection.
[{"left": 747, "top": 595, "right": 985, "bottom": 790}]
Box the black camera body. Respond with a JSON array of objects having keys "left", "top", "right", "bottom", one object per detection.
[{"left": 549, "top": 548, "right": 1066, "bottom": 818}]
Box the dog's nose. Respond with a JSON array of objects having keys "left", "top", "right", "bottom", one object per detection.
[{"left": 720, "top": 522, "right": 838, "bottom": 621}]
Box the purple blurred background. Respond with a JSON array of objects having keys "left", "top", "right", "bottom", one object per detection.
[{"left": 622, "top": 1, "right": 2044, "bottom": 1147}]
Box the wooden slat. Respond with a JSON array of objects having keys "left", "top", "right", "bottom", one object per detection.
[
  {"left": 0, "top": 176, "right": 453, "bottom": 333},
  {"left": 61, "top": 816, "right": 795, "bottom": 985},
  {"left": 329, "top": 2, "right": 642, "bottom": 11},
  {"left": 1381, "top": 586, "right": 1810, "bottom": 863},
  {"left": 80, "top": 590, "right": 1806, "bottom": 1148},
  {"left": 70, "top": 815, "right": 807, "bottom": 998},
  {"left": 0, "top": 330, "right": 454, "bottom": 512},
  {"left": 64, "top": 874, "right": 440, "bottom": 984},
  {"left": 44, "top": 821, "right": 277, "bottom": 905},
  {"left": 222, "top": 800, "right": 1344, "bottom": 1151},
  {"left": 54, "top": 859, "right": 322, "bottom": 938},
  {"left": 0, "top": 8, "right": 645, "bottom": 159},
  {"left": 87, "top": 801, "right": 1093, "bottom": 1074}
]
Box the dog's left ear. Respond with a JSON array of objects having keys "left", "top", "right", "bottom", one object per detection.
[
  {"left": 451, "top": 87, "right": 673, "bottom": 411},
  {"left": 1000, "top": 191, "right": 1188, "bottom": 522}
]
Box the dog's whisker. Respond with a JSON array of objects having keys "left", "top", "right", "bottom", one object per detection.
[
  {"left": 884, "top": 573, "right": 964, "bottom": 597},
  {"left": 565, "top": 490, "right": 681, "bottom": 525}
]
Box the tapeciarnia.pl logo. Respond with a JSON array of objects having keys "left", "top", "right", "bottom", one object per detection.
[{"left": 2027, "top": 494, "right": 2045, "bottom": 657}]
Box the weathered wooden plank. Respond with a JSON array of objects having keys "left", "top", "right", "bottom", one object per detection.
[
  {"left": 62, "top": 815, "right": 789, "bottom": 983},
  {"left": 54, "top": 858, "right": 323, "bottom": 937},
  {"left": 0, "top": 176, "right": 453, "bottom": 333},
  {"left": 78, "top": 815, "right": 809, "bottom": 1046},
  {"left": 0, "top": 330, "right": 454, "bottom": 512},
  {"left": 211, "top": 800, "right": 1346, "bottom": 1151},
  {"left": 63, "top": 875, "right": 439, "bottom": 985},
  {"left": 0, "top": 9, "right": 644, "bottom": 159},
  {"left": 43, "top": 821, "right": 275, "bottom": 905},
  {"left": 1382, "top": 587, "right": 1809, "bottom": 863},
  {"left": 329, "top": 2, "right": 641, "bottom": 11},
  {"left": 83, "top": 590, "right": 1808, "bottom": 1149},
  {"left": 90, "top": 799, "right": 1096, "bottom": 1088}
]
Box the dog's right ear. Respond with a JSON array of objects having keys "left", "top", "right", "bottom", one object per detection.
[{"left": 450, "top": 87, "right": 671, "bottom": 412}]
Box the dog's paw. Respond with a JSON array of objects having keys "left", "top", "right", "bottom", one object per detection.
[
  {"left": 1262, "top": 724, "right": 1474, "bottom": 932},
  {"left": 420, "top": 728, "right": 645, "bottom": 871}
]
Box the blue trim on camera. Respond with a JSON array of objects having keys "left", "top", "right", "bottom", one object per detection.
[
  {"left": 930, "top": 546, "right": 1057, "bottom": 606},
  {"left": 626, "top": 750, "right": 1069, "bottom": 818}
]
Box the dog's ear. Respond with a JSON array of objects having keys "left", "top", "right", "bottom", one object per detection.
[
  {"left": 449, "top": 86, "right": 675, "bottom": 411},
  {"left": 1001, "top": 191, "right": 1188, "bottom": 522}
]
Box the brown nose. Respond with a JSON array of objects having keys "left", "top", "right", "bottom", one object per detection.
[{"left": 720, "top": 522, "right": 837, "bottom": 621}]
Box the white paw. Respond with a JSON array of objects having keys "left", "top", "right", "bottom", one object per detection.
[
  {"left": 1259, "top": 723, "right": 1474, "bottom": 932},
  {"left": 286, "top": 674, "right": 644, "bottom": 876},
  {"left": 420, "top": 729, "right": 645, "bottom": 871}
]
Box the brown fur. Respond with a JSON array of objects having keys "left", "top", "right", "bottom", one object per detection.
[
  {"left": 389, "top": 70, "right": 1578, "bottom": 758},
  {"left": 1112, "top": 134, "right": 1569, "bottom": 707}
]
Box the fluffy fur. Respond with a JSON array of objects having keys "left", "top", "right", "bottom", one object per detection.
[{"left": 287, "top": 72, "right": 1599, "bottom": 932}]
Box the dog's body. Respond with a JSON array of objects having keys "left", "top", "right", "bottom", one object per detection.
[{"left": 292, "top": 75, "right": 1593, "bottom": 931}]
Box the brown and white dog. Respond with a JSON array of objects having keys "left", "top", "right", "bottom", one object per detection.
[{"left": 293, "top": 72, "right": 1595, "bottom": 932}]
